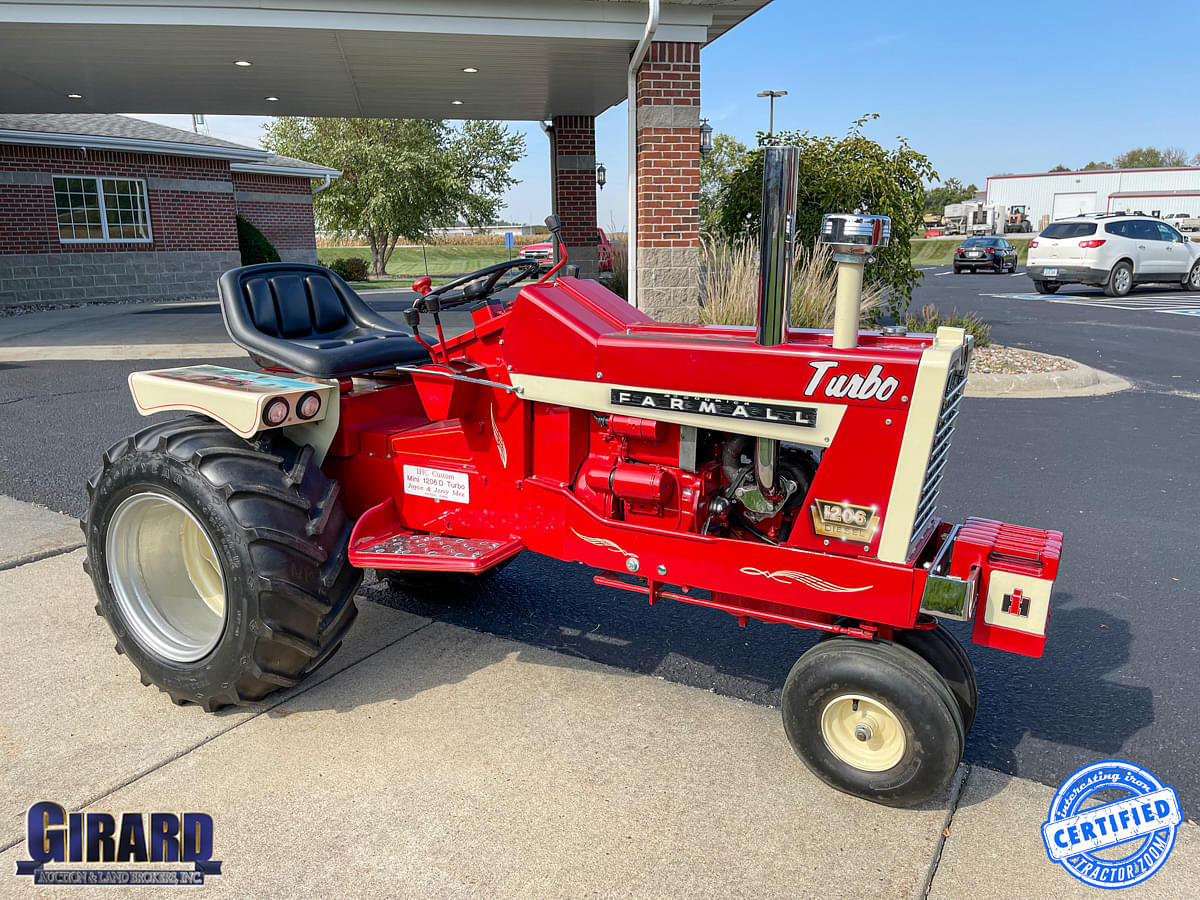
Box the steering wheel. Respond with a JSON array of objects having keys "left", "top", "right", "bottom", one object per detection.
[{"left": 415, "top": 258, "right": 543, "bottom": 311}]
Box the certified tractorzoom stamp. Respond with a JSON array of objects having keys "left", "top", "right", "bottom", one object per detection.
[{"left": 1042, "top": 760, "right": 1182, "bottom": 889}]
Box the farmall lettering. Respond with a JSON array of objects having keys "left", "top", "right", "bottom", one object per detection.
[
  {"left": 611, "top": 390, "right": 817, "bottom": 428},
  {"left": 803, "top": 361, "right": 900, "bottom": 402}
]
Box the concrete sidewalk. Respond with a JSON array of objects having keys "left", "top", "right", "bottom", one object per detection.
[{"left": 0, "top": 506, "right": 1196, "bottom": 898}]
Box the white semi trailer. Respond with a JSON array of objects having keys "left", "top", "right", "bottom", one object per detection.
[{"left": 943, "top": 200, "right": 1006, "bottom": 235}]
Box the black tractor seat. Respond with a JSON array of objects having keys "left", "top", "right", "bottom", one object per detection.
[{"left": 217, "top": 262, "right": 431, "bottom": 378}]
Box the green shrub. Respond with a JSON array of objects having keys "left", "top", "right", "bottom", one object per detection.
[
  {"left": 327, "top": 256, "right": 370, "bottom": 281},
  {"left": 236, "top": 215, "right": 280, "bottom": 265},
  {"left": 905, "top": 303, "right": 991, "bottom": 347}
]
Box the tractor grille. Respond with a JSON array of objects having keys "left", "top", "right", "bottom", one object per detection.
[{"left": 911, "top": 368, "right": 967, "bottom": 544}]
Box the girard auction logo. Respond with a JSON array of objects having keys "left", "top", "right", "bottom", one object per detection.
[{"left": 15, "top": 801, "right": 222, "bottom": 886}]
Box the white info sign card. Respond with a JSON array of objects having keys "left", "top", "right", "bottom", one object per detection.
[{"left": 403, "top": 465, "right": 470, "bottom": 504}]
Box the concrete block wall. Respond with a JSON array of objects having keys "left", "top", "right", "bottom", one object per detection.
[
  {"left": 635, "top": 41, "right": 702, "bottom": 322},
  {"left": 0, "top": 249, "right": 241, "bottom": 307}
]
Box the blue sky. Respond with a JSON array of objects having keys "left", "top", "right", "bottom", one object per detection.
[{"left": 133, "top": 0, "right": 1199, "bottom": 229}]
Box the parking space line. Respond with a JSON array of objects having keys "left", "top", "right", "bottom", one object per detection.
[
  {"left": 933, "top": 271, "right": 953, "bottom": 277},
  {"left": 1041, "top": 294, "right": 1200, "bottom": 316}
]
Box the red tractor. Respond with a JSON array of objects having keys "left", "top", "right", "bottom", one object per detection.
[{"left": 85, "top": 149, "right": 1061, "bottom": 807}]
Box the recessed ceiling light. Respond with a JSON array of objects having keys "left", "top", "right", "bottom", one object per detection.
[
  {"left": 66, "top": 93, "right": 83, "bottom": 99},
  {"left": 451, "top": 99, "right": 464, "bottom": 105},
  {"left": 265, "top": 96, "right": 279, "bottom": 102},
  {"left": 462, "top": 67, "right": 478, "bottom": 73},
  {"left": 233, "top": 60, "right": 253, "bottom": 67}
]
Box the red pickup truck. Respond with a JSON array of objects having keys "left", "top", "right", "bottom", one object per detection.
[{"left": 519, "top": 227, "right": 614, "bottom": 272}]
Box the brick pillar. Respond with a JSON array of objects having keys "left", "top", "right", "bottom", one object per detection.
[
  {"left": 551, "top": 114, "right": 600, "bottom": 279},
  {"left": 635, "top": 41, "right": 701, "bottom": 321}
]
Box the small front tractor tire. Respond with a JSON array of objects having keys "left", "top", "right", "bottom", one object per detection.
[
  {"left": 893, "top": 623, "right": 979, "bottom": 733},
  {"left": 84, "top": 416, "right": 360, "bottom": 710},
  {"left": 782, "top": 638, "right": 964, "bottom": 807}
]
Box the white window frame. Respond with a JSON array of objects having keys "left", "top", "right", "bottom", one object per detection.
[{"left": 53, "top": 175, "right": 153, "bottom": 244}]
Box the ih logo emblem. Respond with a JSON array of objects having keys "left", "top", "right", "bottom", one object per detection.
[
  {"left": 1002, "top": 588, "right": 1030, "bottom": 617},
  {"left": 811, "top": 500, "right": 880, "bottom": 543}
]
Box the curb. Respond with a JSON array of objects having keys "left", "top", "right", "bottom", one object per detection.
[{"left": 967, "top": 354, "right": 1131, "bottom": 399}]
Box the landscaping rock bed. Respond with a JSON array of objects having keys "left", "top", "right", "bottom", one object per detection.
[{"left": 969, "top": 344, "right": 1073, "bottom": 375}]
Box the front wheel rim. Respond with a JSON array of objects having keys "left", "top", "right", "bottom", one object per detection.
[
  {"left": 106, "top": 492, "right": 227, "bottom": 663},
  {"left": 1189, "top": 265, "right": 1200, "bottom": 290},
  {"left": 820, "top": 694, "right": 906, "bottom": 772}
]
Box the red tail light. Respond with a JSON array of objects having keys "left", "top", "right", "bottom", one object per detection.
[
  {"left": 984, "top": 248, "right": 994, "bottom": 253},
  {"left": 1078, "top": 239, "right": 1106, "bottom": 249},
  {"left": 1030, "top": 240, "right": 1039, "bottom": 248}
]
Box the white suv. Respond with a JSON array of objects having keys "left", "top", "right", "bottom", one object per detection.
[{"left": 1026, "top": 215, "right": 1200, "bottom": 296}]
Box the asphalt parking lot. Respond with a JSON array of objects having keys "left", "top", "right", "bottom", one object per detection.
[{"left": 1, "top": 271, "right": 1198, "bottom": 814}]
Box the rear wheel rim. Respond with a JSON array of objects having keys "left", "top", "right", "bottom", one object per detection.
[
  {"left": 820, "top": 694, "right": 906, "bottom": 772},
  {"left": 106, "top": 492, "right": 227, "bottom": 663},
  {"left": 1114, "top": 266, "right": 1131, "bottom": 293}
]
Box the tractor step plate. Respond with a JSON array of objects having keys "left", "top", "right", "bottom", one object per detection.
[{"left": 350, "top": 532, "right": 522, "bottom": 573}]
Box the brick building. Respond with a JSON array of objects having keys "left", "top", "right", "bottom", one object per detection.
[
  {"left": 0, "top": 114, "right": 337, "bottom": 308},
  {"left": 0, "top": 2, "right": 773, "bottom": 320}
]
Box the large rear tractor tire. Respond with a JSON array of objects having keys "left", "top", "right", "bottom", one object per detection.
[
  {"left": 83, "top": 416, "right": 360, "bottom": 710},
  {"left": 782, "top": 638, "right": 964, "bottom": 807}
]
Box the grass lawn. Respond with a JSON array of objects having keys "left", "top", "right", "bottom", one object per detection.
[
  {"left": 318, "top": 245, "right": 515, "bottom": 278},
  {"left": 911, "top": 236, "right": 1033, "bottom": 266}
]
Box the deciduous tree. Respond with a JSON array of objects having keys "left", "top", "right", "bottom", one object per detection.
[
  {"left": 1113, "top": 146, "right": 1188, "bottom": 169},
  {"left": 263, "top": 118, "right": 524, "bottom": 276},
  {"left": 700, "top": 132, "right": 749, "bottom": 234},
  {"left": 715, "top": 114, "right": 937, "bottom": 317},
  {"left": 923, "top": 178, "right": 978, "bottom": 213}
]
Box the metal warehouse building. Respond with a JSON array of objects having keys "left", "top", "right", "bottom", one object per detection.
[{"left": 986, "top": 167, "right": 1200, "bottom": 226}]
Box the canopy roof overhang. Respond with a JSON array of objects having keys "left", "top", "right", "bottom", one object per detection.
[{"left": 0, "top": 1, "right": 770, "bottom": 119}]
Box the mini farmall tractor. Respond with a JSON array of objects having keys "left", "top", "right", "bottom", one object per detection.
[{"left": 85, "top": 148, "right": 1062, "bottom": 807}]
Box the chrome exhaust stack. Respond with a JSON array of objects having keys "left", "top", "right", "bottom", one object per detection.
[{"left": 743, "top": 146, "right": 799, "bottom": 515}]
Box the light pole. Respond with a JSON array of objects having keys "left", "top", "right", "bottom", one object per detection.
[{"left": 756, "top": 89, "right": 787, "bottom": 135}]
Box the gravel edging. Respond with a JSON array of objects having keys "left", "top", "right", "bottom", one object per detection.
[{"left": 967, "top": 350, "right": 1130, "bottom": 398}]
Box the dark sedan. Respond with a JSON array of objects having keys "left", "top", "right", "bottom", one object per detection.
[{"left": 954, "top": 236, "right": 1018, "bottom": 273}]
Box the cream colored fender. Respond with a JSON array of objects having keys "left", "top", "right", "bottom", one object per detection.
[{"left": 128, "top": 365, "right": 340, "bottom": 463}]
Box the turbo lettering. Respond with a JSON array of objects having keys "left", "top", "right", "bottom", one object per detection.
[{"left": 803, "top": 361, "right": 899, "bottom": 402}]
